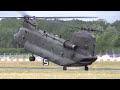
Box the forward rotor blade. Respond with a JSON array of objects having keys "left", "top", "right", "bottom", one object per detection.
[
  {"left": 0, "top": 16, "right": 98, "bottom": 19},
  {"left": 37, "top": 17, "right": 98, "bottom": 19},
  {"left": 16, "top": 11, "right": 31, "bottom": 17}
]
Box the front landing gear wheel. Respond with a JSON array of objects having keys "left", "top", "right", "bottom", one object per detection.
[
  {"left": 63, "top": 66, "right": 67, "bottom": 71},
  {"left": 85, "top": 66, "right": 88, "bottom": 71},
  {"left": 29, "top": 55, "right": 35, "bottom": 61}
]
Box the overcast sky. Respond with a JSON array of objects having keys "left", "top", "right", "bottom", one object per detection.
[{"left": 0, "top": 11, "right": 120, "bottom": 23}]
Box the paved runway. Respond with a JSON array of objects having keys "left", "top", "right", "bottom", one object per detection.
[{"left": 0, "top": 67, "right": 120, "bottom": 72}]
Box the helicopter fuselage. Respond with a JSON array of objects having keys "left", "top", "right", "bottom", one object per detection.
[{"left": 14, "top": 27, "right": 97, "bottom": 67}]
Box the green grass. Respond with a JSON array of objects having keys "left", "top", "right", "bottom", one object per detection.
[{"left": 0, "top": 61, "right": 120, "bottom": 79}]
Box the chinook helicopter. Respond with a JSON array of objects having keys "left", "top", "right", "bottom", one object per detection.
[{"left": 10, "top": 12, "right": 100, "bottom": 71}]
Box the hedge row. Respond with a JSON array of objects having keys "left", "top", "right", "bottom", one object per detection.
[{"left": 0, "top": 48, "right": 28, "bottom": 54}]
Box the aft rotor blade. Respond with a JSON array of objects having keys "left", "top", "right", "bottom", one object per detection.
[{"left": 46, "top": 20, "right": 104, "bottom": 32}]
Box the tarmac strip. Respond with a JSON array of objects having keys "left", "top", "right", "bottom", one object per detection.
[{"left": 0, "top": 67, "right": 120, "bottom": 72}]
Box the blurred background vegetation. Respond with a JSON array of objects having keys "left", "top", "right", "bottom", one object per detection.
[{"left": 0, "top": 18, "right": 120, "bottom": 55}]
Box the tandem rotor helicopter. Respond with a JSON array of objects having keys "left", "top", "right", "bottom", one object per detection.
[{"left": 1, "top": 11, "right": 102, "bottom": 71}]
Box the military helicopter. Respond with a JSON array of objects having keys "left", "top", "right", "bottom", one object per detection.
[{"left": 7, "top": 12, "right": 100, "bottom": 71}]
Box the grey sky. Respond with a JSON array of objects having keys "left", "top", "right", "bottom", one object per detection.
[{"left": 0, "top": 11, "right": 120, "bottom": 23}]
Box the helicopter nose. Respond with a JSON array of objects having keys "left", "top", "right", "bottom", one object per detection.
[
  {"left": 14, "top": 34, "right": 16, "bottom": 39},
  {"left": 14, "top": 33, "right": 18, "bottom": 42}
]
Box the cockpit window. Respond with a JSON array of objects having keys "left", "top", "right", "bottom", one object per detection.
[
  {"left": 91, "top": 34, "right": 96, "bottom": 38},
  {"left": 19, "top": 27, "right": 23, "bottom": 31}
]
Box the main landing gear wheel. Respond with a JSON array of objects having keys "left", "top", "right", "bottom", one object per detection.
[
  {"left": 63, "top": 66, "right": 67, "bottom": 71},
  {"left": 29, "top": 55, "right": 35, "bottom": 61},
  {"left": 85, "top": 66, "right": 88, "bottom": 71}
]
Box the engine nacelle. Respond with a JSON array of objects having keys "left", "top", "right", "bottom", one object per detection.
[
  {"left": 54, "top": 38, "right": 78, "bottom": 50},
  {"left": 63, "top": 40, "right": 78, "bottom": 50}
]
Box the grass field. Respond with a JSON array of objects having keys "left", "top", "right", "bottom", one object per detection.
[{"left": 0, "top": 61, "right": 120, "bottom": 79}]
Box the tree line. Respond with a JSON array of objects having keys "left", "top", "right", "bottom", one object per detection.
[{"left": 0, "top": 18, "right": 120, "bottom": 54}]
